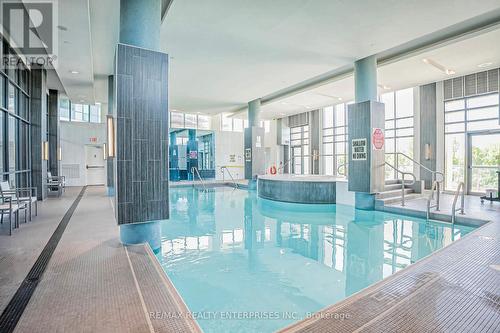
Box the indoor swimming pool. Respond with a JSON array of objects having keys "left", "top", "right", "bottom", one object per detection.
[{"left": 156, "top": 187, "right": 475, "bottom": 333}]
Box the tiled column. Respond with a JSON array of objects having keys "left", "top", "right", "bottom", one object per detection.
[
  {"left": 106, "top": 75, "right": 115, "bottom": 196},
  {"left": 30, "top": 65, "right": 48, "bottom": 200},
  {"left": 244, "top": 99, "right": 265, "bottom": 188},
  {"left": 348, "top": 56, "right": 385, "bottom": 210},
  {"left": 116, "top": 0, "right": 168, "bottom": 251},
  {"left": 419, "top": 83, "right": 437, "bottom": 189},
  {"left": 48, "top": 89, "right": 59, "bottom": 176}
]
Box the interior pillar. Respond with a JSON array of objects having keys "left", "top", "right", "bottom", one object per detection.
[
  {"left": 245, "top": 99, "right": 265, "bottom": 189},
  {"left": 116, "top": 0, "right": 167, "bottom": 251},
  {"left": 106, "top": 75, "right": 115, "bottom": 196},
  {"left": 48, "top": 89, "right": 59, "bottom": 176},
  {"left": 348, "top": 56, "right": 385, "bottom": 210},
  {"left": 30, "top": 64, "right": 48, "bottom": 200}
]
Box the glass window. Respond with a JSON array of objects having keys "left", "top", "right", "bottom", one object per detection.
[
  {"left": 445, "top": 111, "right": 465, "bottom": 123},
  {"left": 0, "top": 76, "right": 5, "bottom": 109},
  {"left": 184, "top": 114, "right": 197, "bottom": 129},
  {"left": 467, "top": 94, "right": 499, "bottom": 108},
  {"left": 445, "top": 99, "right": 465, "bottom": 112},
  {"left": 395, "top": 88, "right": 414, "bottom": 118},
  {"left": 171, "top": 112, "right": 184, "bottom": 128},
  {"left": 233, "top": 118, "right": 243, "bottom": 132},
  {"left": 198, "top": 115, "right": 211, "bottom": 130},
  {"left": 323, "top": 106, "right": 334, "bottom": 128},
  {"left": 334, "top": 104, "right": 345, "bottom": 126},
  {"left": 0, "top": 113, "right": 3, "bottom": 172},
  {"left": 8, "top": 115, "right": 16, "bottom": 172},
  {"left": 221, "top": 113, "right": 232, "bottom": 131},
  {"left": 467, "top": 106, "right": 498, "bottom": 121},
  {"left": 8, "top": 83, "right": 15, "bottom": 113},
  {"left": 445, "top": 133, "right": 465, "bottom": 190},
  {"left": 89, "top": 104, "right": 101, "bottom": 123},
  {"left": 381, "top": 92, "right": 395, "bottom": 119},
  {"left": 60, "top": 99, "right": 70, "bottom": 121}
]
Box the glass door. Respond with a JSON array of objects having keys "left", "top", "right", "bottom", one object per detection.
[{"left": 467, "top": 131, "right": 500, "bottom": 194}]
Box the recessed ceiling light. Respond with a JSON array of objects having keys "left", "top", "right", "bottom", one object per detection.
[
  {"left": 280, "top": 113, "right": 286, "bottom": 116},
  {"left": 281, "top": 102, "right": 288, "bottom": 105},
  {"left": 338, "top": 97, "right": 343, "bottom": 101},
  {"left": 95, "top": 102, "right": 101, "bottom": 106},
  {"left": 70, "top": 70, "right": 79, "bottom": 74},
  {"left": 445, "top": 69, "right": 456, "bottom": 75},
  {"left": 305, "top": 106, "right": 311, "bottom": 109},
  {"left": 377, "top": 84, "right": 391, "bottom": 90},
  {"left": 478, "top": 62, "right": 493, "bottom": 68},
  {"left": 79, "top": 99, "right": 85, "bottom": 103}
]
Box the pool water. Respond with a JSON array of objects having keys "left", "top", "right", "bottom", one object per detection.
[{"left": 156, "top": 187, "right": 474, "bottom": 333}]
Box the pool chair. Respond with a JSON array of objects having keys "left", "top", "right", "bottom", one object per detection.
[
  {"left": 0, "top": 187, "right": 28, "bottom": 235},
  {"left": 0, "top": 181, "right": 38, "bottom": 221},
  {"left": 47, "top": 172, "right": 65, "bottom": 196}
]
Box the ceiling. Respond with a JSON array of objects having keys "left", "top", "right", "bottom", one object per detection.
[
  {"left": 260, "top": 27, "right": 500, "bottom": 119},
  {"left": 161, "top": 0, "right": 500, "bottom": 115},
  {"left": 37, "top": 0, "right": 500, "bottom": 114}
]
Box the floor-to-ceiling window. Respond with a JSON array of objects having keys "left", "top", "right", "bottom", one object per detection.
[
  {"left": 322, "top": 103, "right": 348, "bottom": 176},
  {"left": 444, "top": 91, "right": 500, "bottom": 192},
  {"left": 290, "top": 125, "right": 309, "bottom": 174},
  {"left": 381, "top": 88, "right": 415, "bottom": 180},
  {"left": 1, "top": 40, "right": 31, "bottom": 187}
]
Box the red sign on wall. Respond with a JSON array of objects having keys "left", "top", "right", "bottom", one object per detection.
[{"left": 372, "top": 128, "right": 385, "bottom": 150}]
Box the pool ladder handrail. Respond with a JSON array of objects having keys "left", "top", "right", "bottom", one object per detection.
[
  {"left": 426, "top": 180, "right": 440, "bottom": 220},
  {"left": 191, "top": 167, "right": 208, "bottom": 192},
  {"left": 220, "top": 166, "right": 239, "bottom": 189},
  {"left": 451, "top": 182, "right": 465, "bottom": 224},
  {"left": 337, "top": 163, "right": 348, "bottom": 177},
  {"left": 385, "top": 161, "right": 416, "bottom": 207},
  {"left": 391, "top": 152, "right": 445, "bottom": 184}
]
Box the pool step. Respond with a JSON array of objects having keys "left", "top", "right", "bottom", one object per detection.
[
  {"left": 379, "top": 193, "right": 422, "bottom": 205},
  {"left": 384, "top": 183, "right": 413, "bottom": 191},
  {"left": 377, "top": 188, "right": 415, "bottom": 199}
]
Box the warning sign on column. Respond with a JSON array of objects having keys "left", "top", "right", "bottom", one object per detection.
[{"left": 351, "top": 139, "right": 367, "bottom": 161}]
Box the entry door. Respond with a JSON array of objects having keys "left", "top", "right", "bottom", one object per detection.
[
  {"left": 467, "top": 131, "right": 500, "bottom": 194},
  {"left": 85, "top": 145, "right": 106, "bottom": 185}
]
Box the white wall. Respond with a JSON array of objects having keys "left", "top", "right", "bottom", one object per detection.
[
  {"left": 60, "top": 121, "right": 106, "bottom": 186},
  {"left": 211, "top": 116, "right": 280, "bottom": 180}
]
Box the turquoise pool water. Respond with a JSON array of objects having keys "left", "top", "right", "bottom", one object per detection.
[{"left": 156, "top": 187, "right": 474, "bottom": 333}]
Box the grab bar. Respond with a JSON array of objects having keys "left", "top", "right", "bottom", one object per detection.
[
  {"left": 191, "top": 167, "right": 208, "bottom": 192},
  {"left": 221, "top": 166, "right": 239, "bottom": 189},
  {"left": 451, "top": 182, "right": 465, "bottom": 224},
  {"left": 426, "top": 180, "right": 440, "bottom": 220}
]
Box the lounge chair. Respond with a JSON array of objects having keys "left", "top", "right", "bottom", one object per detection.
[
  {"left": 0, "top": 181, "right": 38, "bottom": 220},
  {"left": 0, "top": 188, "right": 28, "bottom": 235}
]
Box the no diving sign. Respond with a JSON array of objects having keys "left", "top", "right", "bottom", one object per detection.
[
  {"left": 352, "top": 139, "right": 367, "bottom": 161},
  {"left": 372, "top": 128, "right": 385, "bottom": 150}
]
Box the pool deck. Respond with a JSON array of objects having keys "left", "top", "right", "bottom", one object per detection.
[
  {"left": 1, "top": 185, "right": 499, "bottom": 332},
  {"left": 0, "top": 186, "right": 200, "bottom": 333},
  {"left": 381, "top": 192, "right": 500, "bottom": 226}
]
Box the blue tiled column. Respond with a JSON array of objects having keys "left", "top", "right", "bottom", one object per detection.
[
  {"left": 117, "top": 0, "right": 166, "bottom": 251},
  {"left": 245, "top": 99, "right": 265, "bottom": 188},
  {"left": 119, "top": 0, "right": 160, "bottom": 51},
  {"left": 349, "top": 56, "right": 385, "bottom": 210}
]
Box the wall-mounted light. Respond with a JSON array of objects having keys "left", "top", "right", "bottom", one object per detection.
[
  {"left": 425, "top": 143, "right": 432, "bottom": 161},
  {"left": 57, "top": 147, "right": 62, "bottom": 161},
  {"left": 106, "top": 115, "right": 115, "bottom": 158},
  {"left": 42, "top": 141, "right": 49, "bottom": 161},
  {"left": 103, "top": 143, "right": 107, "bottom": 160}
]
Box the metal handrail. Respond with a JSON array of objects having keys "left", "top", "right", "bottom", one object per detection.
[
  {"left": 426, "top": 180, "right": 440, "bottom": 220},
  {"left": 278, "top": 158, "right": 292, "bottom": 174},
  {"left": 337, "top": 163, "right": 348, "bottom": 177},
  {"left": 220, "top": 166, "right": 239, "bottom": 189},
  {"left": 451, "top": 182, "right": 465, "bottom": 224},
  {"left": 191, "top": 167, "right": 208, "bottom": 192},
  {"left": 385, "top": 161, "right": 416, "bottom": 207},
  {"left": 391, "top": 152, "right": 444, "bottom": 184}
]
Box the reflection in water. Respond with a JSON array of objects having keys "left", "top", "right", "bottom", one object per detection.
[{"left": 158, "top": 188, "right": 473, "bottom": 333}]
